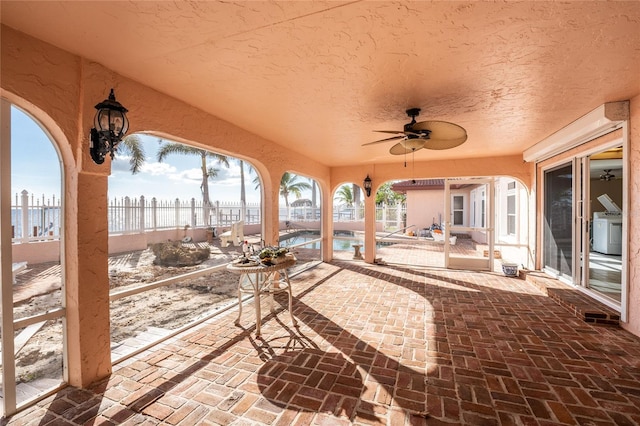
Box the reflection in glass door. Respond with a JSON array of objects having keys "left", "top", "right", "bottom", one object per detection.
[
  {"left": 543, "top": 163, "right": 573, "bottom": 280},
  {"left": 585, "top": 147, "right": 623, "bottom": 303}
]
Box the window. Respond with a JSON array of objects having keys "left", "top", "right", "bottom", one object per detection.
[
  {"left": 470, "top": 191, "right": 476, "bottom": 227},
  {"left": 452, "top": 195, "right": 465, "bottom": 226},
  {"left": 480, "top": 189, "right": 486, "bottom": 228},
  {"left": 507, "top": 181, "right": 516, "bottom": 235}
]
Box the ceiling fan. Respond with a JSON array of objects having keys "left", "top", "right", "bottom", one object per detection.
[
  {"left": 362, "top": 108, "right": 468, "bottom": 155},
  {"left": 600, "top": 170, "right": 616, "bottom": 181}
]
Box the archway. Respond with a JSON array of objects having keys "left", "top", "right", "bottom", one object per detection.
[{"left": 106, "top": 134, "right": 270, "bottom": 361}]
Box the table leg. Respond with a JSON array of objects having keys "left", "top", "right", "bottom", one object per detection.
[
  {"left": 254, "top": 281, "right": 261, "bottom": 337},
  {"left": 234, "top": 275, "right": 243, "bottom": 326},
  {"left": 283, "top": 270, "right": 297, "bottom": 327}
]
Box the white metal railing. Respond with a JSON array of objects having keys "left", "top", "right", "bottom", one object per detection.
[
  {"left": 107, "top": 197, "right": 263, "bottom": 234},
  {"left": 11, "top": 190, "right": 407, "bottom": 241},
  {"left": 11, "top": 190, "right": 61, "bottom": 243}
]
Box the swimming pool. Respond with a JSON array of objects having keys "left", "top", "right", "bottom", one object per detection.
[{"left": 279, "top": 232, "right": 388, "bottom": 250}]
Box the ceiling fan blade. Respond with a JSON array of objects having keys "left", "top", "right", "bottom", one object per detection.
[
  {"left": 423, "top": 135, "right": 468, "bottom": 150},
  {"left": 410, "top": 120, "right": 468, "bottom": 150},
  {"left": 373, "top": 130, "right": 406, "bottom": 135},
  {"left": 362, "top": 135, "right": 405, "bottom": 146},
  {"left": 389, "top": 143, "right": 424, "bottom": 155}
]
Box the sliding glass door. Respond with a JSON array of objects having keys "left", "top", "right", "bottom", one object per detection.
[
  {"left": 543, "top": 163, "right": 574, "bottom": 281},
  {"left": 583, "top": 147, "right": 624, "bottom": 303},
  {"left": 542, "top": 144, "right": 625, "bottom": 313}
]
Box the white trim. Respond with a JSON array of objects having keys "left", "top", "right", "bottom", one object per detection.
[
  {"left": 524, "top": 101, "right": 629, "bottom": 163},
  {"left": 1, "top": 99, "right": 17, "bottom": 416}
]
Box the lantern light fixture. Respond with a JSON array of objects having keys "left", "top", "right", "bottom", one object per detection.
[
  {"left": 89, "top": 89, "right": 129, "bottom": 164},
  {"left": 363, "top": 174, "right": 372, "bottom": 197}
]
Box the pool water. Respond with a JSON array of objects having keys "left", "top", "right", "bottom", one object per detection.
[{"left": 279, "top": 232, "right": 388, "bottom": 250}]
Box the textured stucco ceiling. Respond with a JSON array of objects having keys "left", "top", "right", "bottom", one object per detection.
[{"left": 2, "top": 1, "right": 639, "bottom": 167}]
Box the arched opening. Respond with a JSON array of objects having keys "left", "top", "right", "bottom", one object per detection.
[
  {"left": 276, "top": 171, "right": 322, "bottom": 271},
  {"left": 105, "top": 134, "right": 265, "bottom": 361}
]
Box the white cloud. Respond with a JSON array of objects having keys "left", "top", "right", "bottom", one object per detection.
[{"left": 141, "top": 161, "right": 178, "bottom": 176}]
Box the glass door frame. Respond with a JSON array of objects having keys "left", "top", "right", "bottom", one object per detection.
[
  {"left": 576, "top": 142, "right": 627, "bottom": 315},
  {"left": 538, "top": 132, "right": 628, "bottom": 320},
  {"left": 541, "top": 160, "right": 576, "bottom": 283}
]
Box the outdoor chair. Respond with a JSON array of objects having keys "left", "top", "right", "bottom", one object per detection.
[
  {"left": 12, "top": 261, "right": 27, "bottom": 284},
  {"left": 220, "top": 220, "right": 244, "bottom": 247}
]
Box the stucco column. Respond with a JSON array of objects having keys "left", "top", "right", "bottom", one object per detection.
[
  {"left": 65, "top": 169, "right": 112, "bottom": 386},
  {"left": 363, "top": 184, "right": 377, "bottom": 264},
  {"left": 262, "top": 173, "right": 279, "bottom": 246},
  {"left": 320, "top": 182, "right": 332, "bottom": 262},
  {"left": 66, "top": 75, "right": 115, "bottom": 387}
]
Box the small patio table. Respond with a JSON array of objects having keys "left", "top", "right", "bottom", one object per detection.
[{"left": 226, "top": 256, "right": 297, "bottom": 337}]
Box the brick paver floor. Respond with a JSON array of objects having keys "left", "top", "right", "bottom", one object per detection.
[{"left": 5, "top": 260, "right": 640, "bottom": 425}]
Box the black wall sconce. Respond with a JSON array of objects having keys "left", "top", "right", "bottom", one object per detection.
[
  {"left": 89, "top": 89, "right": 129, "bottom": 164},
  {"left": 363, "top": 174, "right": 372, "bottom": 197}
]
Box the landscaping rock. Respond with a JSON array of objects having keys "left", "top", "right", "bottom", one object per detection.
[{"left": 150, "top": 241, "right": 211, "bottom": 266}]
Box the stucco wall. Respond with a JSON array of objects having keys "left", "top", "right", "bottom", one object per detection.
[
  {"left": 406, "top": 190, "right": 445, "bottom": 233},
  {"left": 625, "top": 94, "right": 639, "bottom": 336}
]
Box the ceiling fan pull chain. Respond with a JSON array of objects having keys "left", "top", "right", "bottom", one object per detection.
[{"left": 412, "top": 149, "right": 416, "bottom": 183}]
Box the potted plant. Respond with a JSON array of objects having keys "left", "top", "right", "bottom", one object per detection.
[
  {"left": 258, "top": 247, "right": 275, "bottom": 265},
  {"left": 258, "top": 247, "right": 291, "bottom": 265},
  {"left": 272, "top": 247, "right": 290, "bottom": 264},
  {"left": 501, "top": 260, "right": 519, "bottom": 277}
]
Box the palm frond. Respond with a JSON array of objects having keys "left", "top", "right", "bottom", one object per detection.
[
  {"left": 207, "top": 153, "right": 230, "bottom": 168},
  {"left": 119, "top": 135, "right": 146, "bottom": 174},
  {"left": 157, "top": 142, "right": 204, "bottom": 162},
  {"left": 206, "top": 167, "right": 219, "bottom": 178}
]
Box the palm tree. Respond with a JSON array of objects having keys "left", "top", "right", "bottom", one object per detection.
[
  {"left": 117, "top": 134, "right": 147, "bottom": 174},
  {"left": 281, "top": 172, "right": 312, "bottom": 221},
  {"left": 239, "top": 160, "right": 247, "bottom": 208},
  {"left": 252, "top": 174, "right": 261, "bottom": 191},
  {"left": 156, "top": 141, "right": 230, "bottom": 226},
  {"left": 252, "top": 172, "right": 311, "bottom": 220},
  {"left": 279, "top": 172, "right": 311, "bottom": 210},
  {"left": 335, "top": 184, "right": 354, "bottom": 206},
  {"left": 238, "top": 159, "right": 256, "bottom": 221},
  {"left": 311, "top": 180, "right": 317, "bottom": 208},
  {"left": 352, "top": 183, "right": 361, "bottom": 206}
]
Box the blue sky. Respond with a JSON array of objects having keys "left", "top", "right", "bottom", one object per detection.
[
  {"left": 108, "top": 134, "right": 263, "bottom": 203},
  {"left": 10, "top": 106, "right": 275, "bottom": 204}
]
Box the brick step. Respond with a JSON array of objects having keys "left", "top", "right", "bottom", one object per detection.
[{"left": 522, "top": 271, "right": 620, "bottom": 326}]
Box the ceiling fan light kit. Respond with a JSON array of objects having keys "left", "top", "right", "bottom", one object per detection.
[{"left": 363, "top": 107, "right": 468, "bottom": 155}]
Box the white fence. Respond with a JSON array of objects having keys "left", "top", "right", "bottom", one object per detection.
[
  {"left": 107, "top": 197, "right": 262, "bottom": 234},
  {"left": 11, "top": 190, "right": 61, "bottom": 243},
  {"left": 11, "top": 191, "right": 406, "bottom": 242}
]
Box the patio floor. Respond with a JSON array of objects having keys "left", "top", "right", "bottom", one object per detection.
[{"left": 5, "top": 255, "right": 640, "bottom": 425}]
